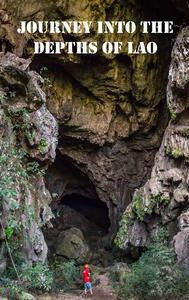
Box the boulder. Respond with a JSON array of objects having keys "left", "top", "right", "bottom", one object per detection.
[{"left": 56, "top": 227, "right": 91, "bottom": 264}]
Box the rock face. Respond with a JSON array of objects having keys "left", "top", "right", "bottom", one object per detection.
[
  {"left": 174, "top": 229, "right": 189, "bottom": 265},
  {"left": 0, "top": 0, "right": 187, "bottom": 266},
  {"left": 116, "top": 27, "right": 189, "bottom": 264},
  {"left": 0, "top": 0, "right": 173, "bottom": 234},
  {"left": 0, "top": 53, "right": 58, "bottom": 266}
]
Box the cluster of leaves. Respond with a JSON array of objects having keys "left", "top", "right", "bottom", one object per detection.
[
  {"left": 132, "top": 192, "right": 169, "bottom": 222},
  {"left": 114, "top": 210, "right": 134, "bottom": 249},
  {"left": 9, "top": 108, "right": 49, "bottom": 155},
  {"left": 0, "top": 282, "right": 25, "bottom": 300},
  {"left": 51, "top": 260, "right": 79, "bottom": 292},
  {"left": 166, "top": 147, "right": 186, "bottom": 159},
  {"left": 21, "top": 262, "right": 54, "bottom": 292},
  {"left": 0, "top": 140, "right": 43, "bottom": 240},
  {"left": 37, "top": 138, "right": 48, "bottom": 153},
  {"left": 112, "top": 229, "right": 189, "bottom": 300},
  {"left": 115, "top": 192, "right": 169, "bottom": 249},
  {"left": 1, "top": 259, "right": 80, "bottom": 295},
  {"left": 9, "top": 108, "right": 34, "bottom": 140},
  {"left": 1, "top": 262, "right": 53, "bottom": 298}
]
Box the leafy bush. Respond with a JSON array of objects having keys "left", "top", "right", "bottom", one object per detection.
[
  {"left": 21, "top": 262, "right": 54, "bottom": 292},
  {"left": 0, "top": 282, "right": 24, "bottom": 300},
  {"left": 113, "top": 229, "right": 189, "bottom": 300},
  {"left": 51, "top": 260, "right": 79, "bottom": 292}
]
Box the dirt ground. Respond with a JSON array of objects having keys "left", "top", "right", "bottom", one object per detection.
[{"left": 37, "top": 273, "right": 118, "bottom": 300}]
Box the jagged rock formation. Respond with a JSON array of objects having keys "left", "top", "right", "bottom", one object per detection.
[
  {"left": 0, "top": 53, "right": 58, "bottom": 267},
  {"left": 0, "top": 0, "right": 188, "bottom": 265},
  {"left": 2, "top": 0, "right": 171, "bottom": 234},
  {"left": 116, "top": 27, "right": 189, "bottom": 264}
]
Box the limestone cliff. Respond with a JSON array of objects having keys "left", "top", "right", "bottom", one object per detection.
[
  {"left": 2, "top": 0, "right": 171, "bottom": 229},
  {"left": 0, "top": 53, "right": 58, "bottom": 268},
  {"left": 116, "top": 27, "right": 189, "bottom": 265},
  {"left": 0, "top": 0, "right": 188, "bottom": 267}
]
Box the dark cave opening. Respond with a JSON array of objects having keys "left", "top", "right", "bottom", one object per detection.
[
  {"left": 61, "top": 193, "right": 110, "bottom": 233},
  {"left": 44, "top": 153, "right": 112, "bottom": 262}
]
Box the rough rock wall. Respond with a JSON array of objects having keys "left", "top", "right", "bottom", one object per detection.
[
  {"left": 0, "top": 53, "right": 58, "bottom": 268},
  {"left": 10, "top": 0, "right": 171, "bottom": 232},
  {"left": 116, "top": 27, "right": 189, "bottom": 264},
  {"left": 0, "top": 0, "right": 183, "bottom": 240}
]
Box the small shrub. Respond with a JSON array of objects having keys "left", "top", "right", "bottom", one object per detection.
[
  {"left": 132, "top": 193, "right": 169, "bottom": 222},
  {"left": 113, "top": 229, "right": 189, "bottom": 300},
  {"left": 21, "top": 262, "right": 54, "bottom": 292},
  {"left": 0, "top": 277, "right": 24, "bottom": 299},
  {"left": 51, "top": 260, "right": 79, "bottom": 292}
]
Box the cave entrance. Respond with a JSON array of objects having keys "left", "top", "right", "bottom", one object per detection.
[
  {"left": 61, "top": 193, "right": 110, "bottom": 235},
  {"left": 44, "top": 153, "right": 111, "bottom": 262}
]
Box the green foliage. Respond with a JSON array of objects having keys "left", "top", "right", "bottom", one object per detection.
[
  {"left": 0, "top": 139, "right": 45, "bottom": 281},
  {"left": 0, "top": 142, "right": 27, "bottom": 201},
  {"left": 37, "top": 138, "right": 48, "bottom": 153},
  {"left": 26, "top": 161, "right": 44, "bottom": 175},
  {"left": 113, "top": 229, "right": 189, "bottom": 300},
  {"left": 51, "top": 260, "right": 79, "bottom": 292},
  {"left": 170, "top": 148, "right": 185, "bottom": 159},
  {"left": 2, "top": 258, "right": 79, "bottom": 295},
  {"left": 10, "top": 108, "right": 31, "bottom": 132},
  {"left": 168, "top": 106, "right": 177, "bottom": 121},
  {"left": 1, "top": 267, "right": 49, "bottom": 298},
  {"left": 25, "top": 130, "right": 36, "bottom": 142},
  {"left": 114, "top": 210, "right": 134, "bottom": 249},
  {"left": 165, "top": 146, "right": 189, "bottom": 160},
  {"left": 3, "top": 283, "right": 24, "bottom": 300},
  {"left": 132, "top": 192, "right": 169, "bottom": 222},
  {"left": 0, "top": 139, "right": 43, "bottom": 198},
  {"left": 9, "top": 107, "right": 48, "bottom": 155},
  {"left": 4, "top": 227, "right": 14, "bottom": 240},
  {"left": 8, "top": 108, "right": 37, "bottom": 147},
  {"left": 0, "top": 143, "right": 27, "bottom": 239},
  {"left": 21, "top": 262, "right": 54, "bottom": 292},
  {"left": 132, "top": 193, "right": 146, "bottom": 221},
  {"left": 115, "top": 193, "right": 169, "bottom": 249}
]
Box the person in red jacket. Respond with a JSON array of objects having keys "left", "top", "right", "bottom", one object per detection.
[{"left": 83, "top": 264, "right": 93, "bottom": 296}]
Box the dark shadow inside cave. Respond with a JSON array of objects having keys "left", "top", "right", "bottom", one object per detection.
[
  {"left": 61, "top": 193, "right": 110, "bottom": 233},
  {"left": 44, "top": 152, "right": 111, "bottom": 261}
]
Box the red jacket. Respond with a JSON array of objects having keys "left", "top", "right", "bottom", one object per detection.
[{"left": 83, "top": 268, "right": 91, "bottom": 283}]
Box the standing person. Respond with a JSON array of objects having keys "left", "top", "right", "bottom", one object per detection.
[{"left": 83, "top": 264, "right": 93, "bottom": 297}]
